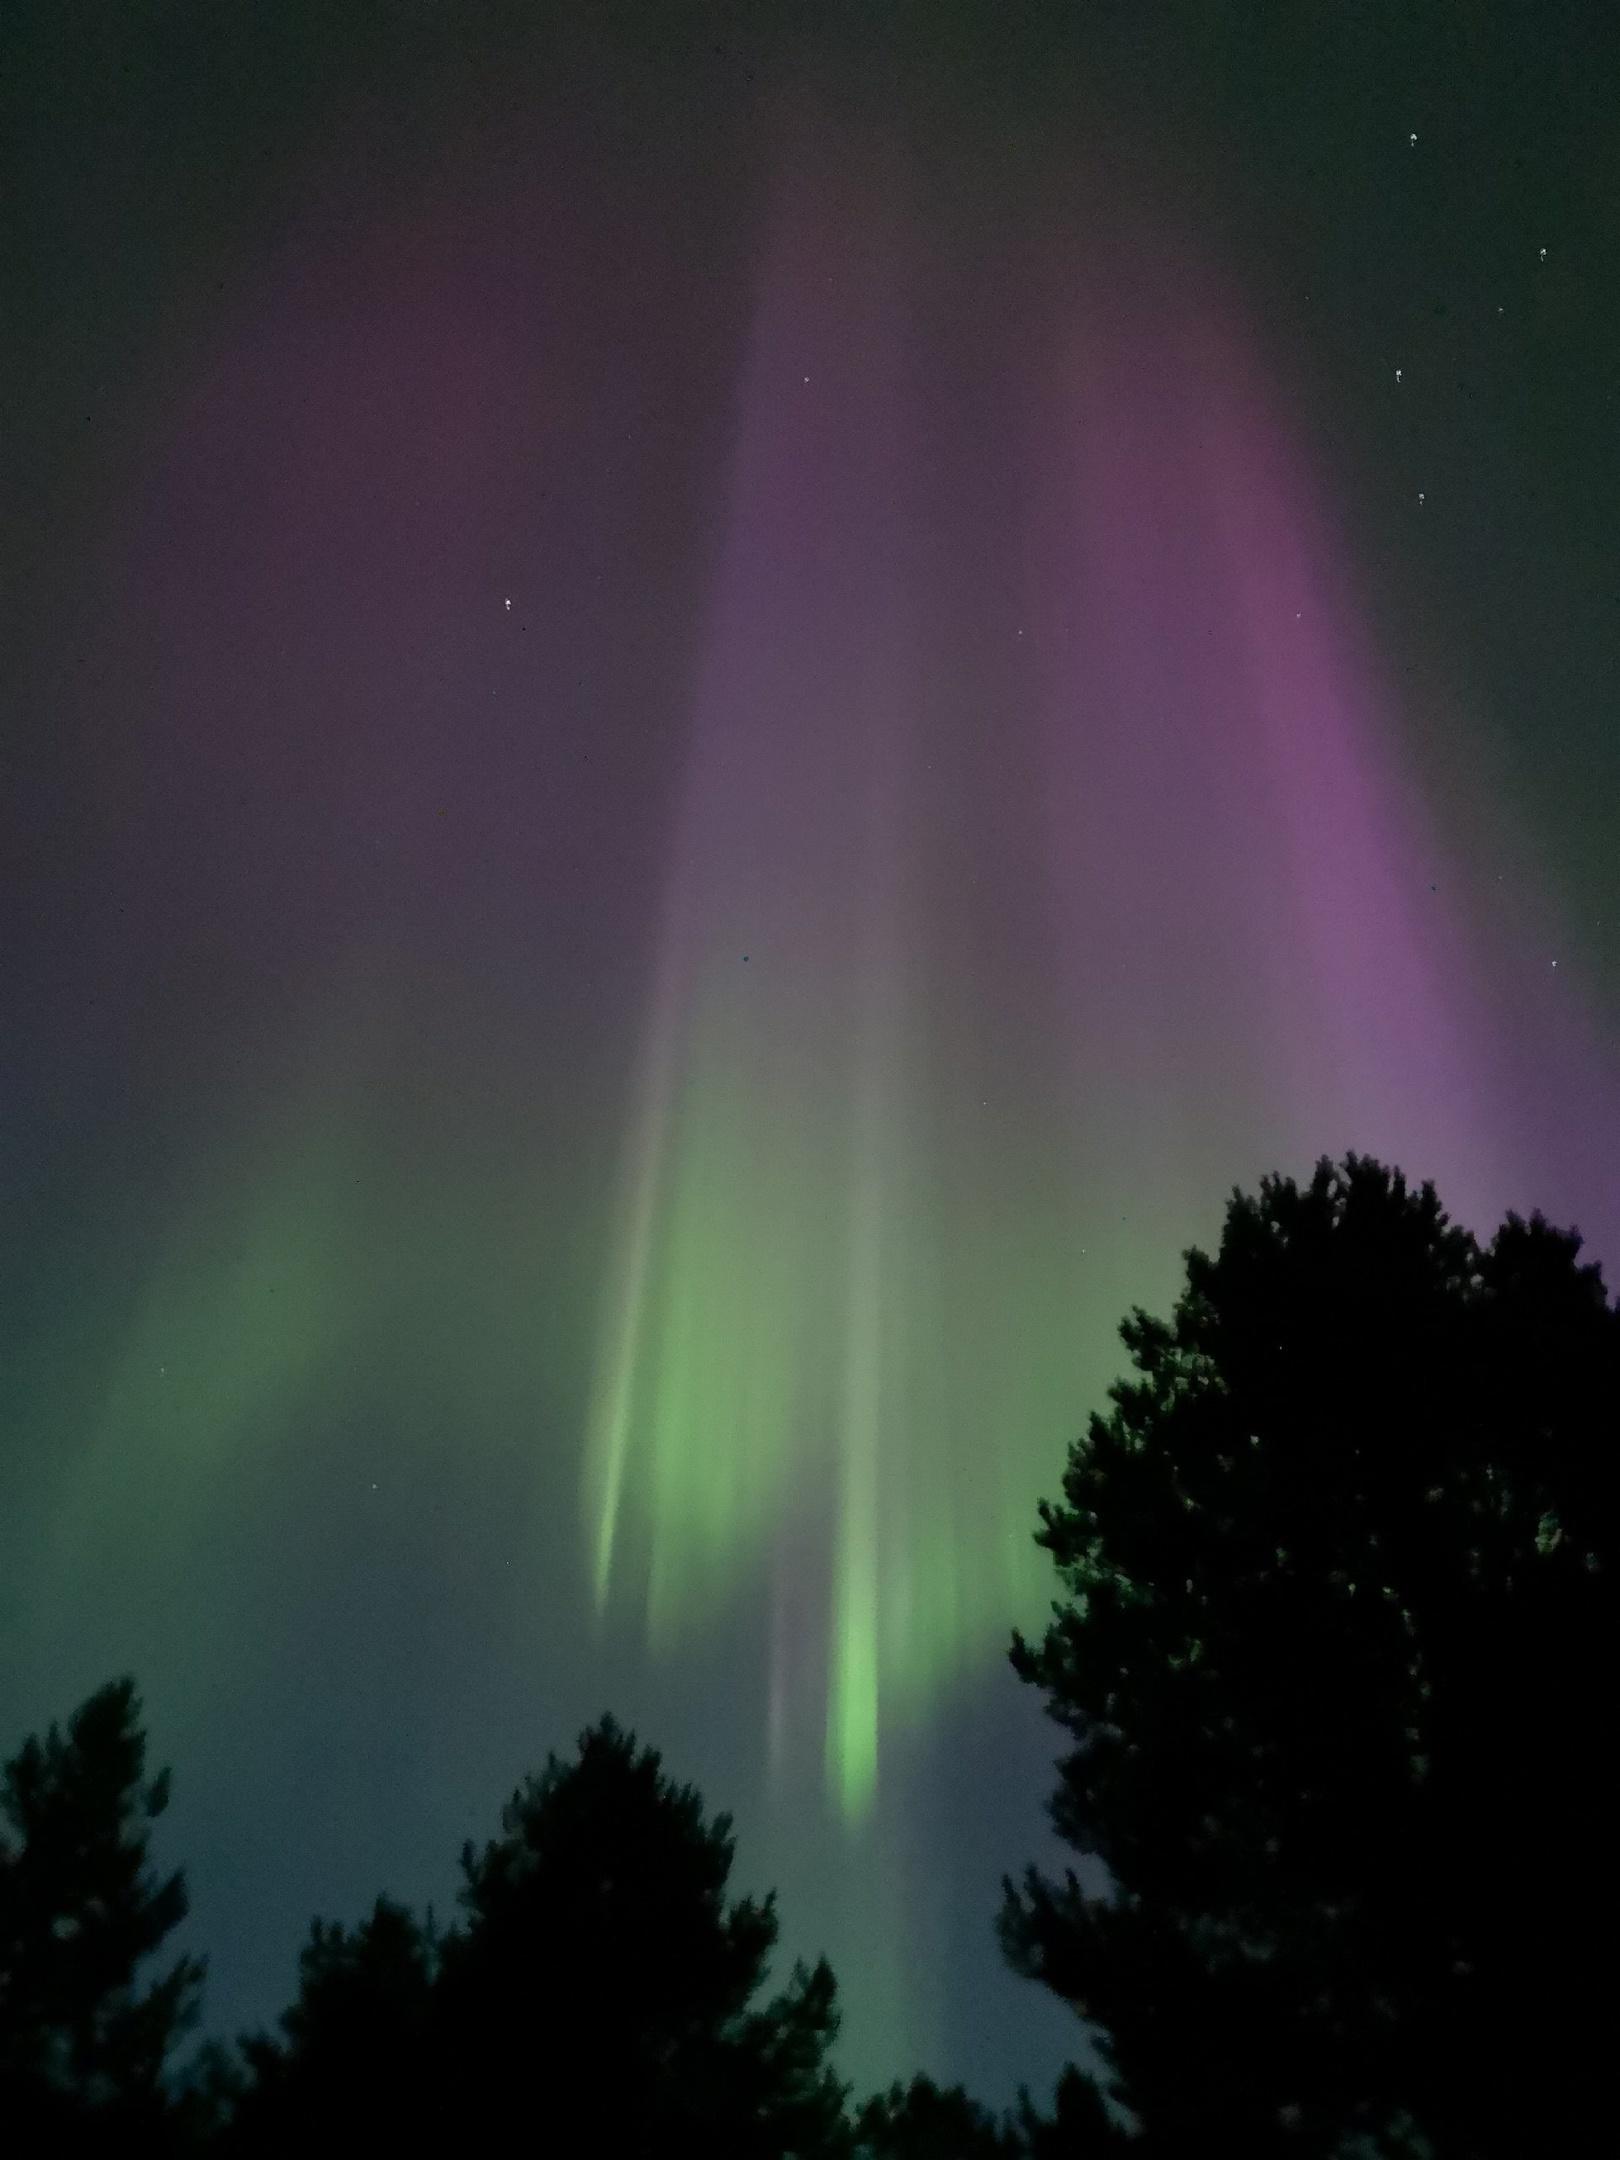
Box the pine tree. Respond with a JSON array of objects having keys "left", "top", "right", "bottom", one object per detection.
[
  {"left": 227, "top": 1897, "right": 434, "bottom": 2154},
  {"left": 0, "top": 1677, "right": 204, "bottom": 2149},
  {"left": 439, "top": 1714, "right": 850, "bottom": 2155},
  {"left": 1003, "top": 1156, "right": 1615, "bottom": 2156},
  {"left": 853, "top": 2072, "right": 1022, "bottom": 2158}
]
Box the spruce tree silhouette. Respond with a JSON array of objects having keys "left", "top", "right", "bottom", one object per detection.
[
  {"left": 1002, "top": 1155, "right": 1615, "bottom": 2158},
  {"left": 232, "top": 1713, "right": 851, "bottom": 2157},
  {"left": 0, "top": 1677, "right": 204, "bottom": 2153}
]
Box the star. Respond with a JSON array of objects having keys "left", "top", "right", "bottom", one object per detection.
[{"left": 505, "top": 597, "right": 511, "bottom": 610}]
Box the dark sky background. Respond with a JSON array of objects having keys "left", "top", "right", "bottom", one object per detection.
[{"left": 4, "top": 0, "right": 1617, "bottom": 2109}]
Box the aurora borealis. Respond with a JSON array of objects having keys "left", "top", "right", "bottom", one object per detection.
[{"left": 5, "top": 0, "right": 1618, "bottom": 2109}]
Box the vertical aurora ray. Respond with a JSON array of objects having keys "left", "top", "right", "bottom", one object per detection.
[
  {"left": 830, "top": 640, "right": 913, "bottom": 1818},
  {"left": 586, "top": 925, "right": 690, "bottom": 1616},
  {"left": 1019, "top": 196, "right": 1529, "bottom": 1237},
  {"left": 582, "top": 131, "right": 941, "bottom": 1810},
  {"left": 831, "top": 1056, "right": 884, "bottom": 1816}
]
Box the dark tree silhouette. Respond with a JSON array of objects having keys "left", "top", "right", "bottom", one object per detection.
[
  {"left": 231, "top": 1713, "right": 851, "bottom": 2157},
  {"left": 0, "top": 1677, "right": 204, "bottom": 2151},
  {"left": 853, "top": 2072, "right": 1022, "bottom": 2157},
  {"left": 440, "top": 1713, "right": 850, "bottom": 2154},
  {"left": 1003, "top": 1155, "right": 1615, "bottom": 2157},
  {"left": 1015, "top": 2066, "right": 1131, "bottom": 2156},
  {"left": 226, "top": 1897, "right": 434, "bottom": 2154}
]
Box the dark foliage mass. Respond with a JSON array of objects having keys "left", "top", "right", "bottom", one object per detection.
[
  {"left": 1004, "top": 1154, "right": 1616, "bottom": 2157},
  {"left": 3, "top": 1157, "right": 1609, "bottom": 2156},
  {"left": 0, "top": 1679, "right": 204, "bottom": 2152},
  {"left": 853, "top": 2072, "right": 1024, "bottom": 2158},
  {"left": 228, "top": 1715, "right": 851, "bottom": 2158}
]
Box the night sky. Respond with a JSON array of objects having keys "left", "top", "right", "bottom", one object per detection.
[{"left": 4, "top": 0, "right": 1617, "bottom": 2108}]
